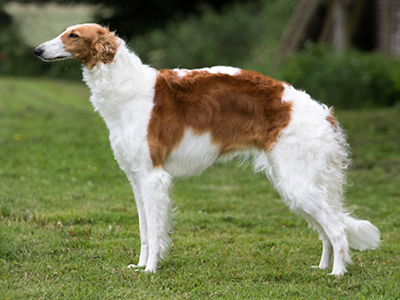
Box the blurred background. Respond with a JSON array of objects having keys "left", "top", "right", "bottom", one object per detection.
[{"left": 1, "top": 0, "right": 400, "bottom": 109}]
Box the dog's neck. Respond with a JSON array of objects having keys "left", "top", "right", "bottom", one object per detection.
[{"left": 82, "top": 40, "right": 157, "bottom": 120}]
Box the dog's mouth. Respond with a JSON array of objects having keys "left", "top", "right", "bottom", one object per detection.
[{"left": 41, "top": 56, "right": 70, "bottom": 61}]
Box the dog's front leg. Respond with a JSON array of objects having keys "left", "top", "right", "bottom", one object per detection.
[
  {"left": 127, "top": 177, "right": 149, "bottom": 268},
  {"left": 140, "top": 168, "right": 173, "bottom": 272}
]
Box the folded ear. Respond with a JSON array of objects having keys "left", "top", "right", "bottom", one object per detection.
[{"left": 87, "top": 28, "right": 120, "bottom": 69}]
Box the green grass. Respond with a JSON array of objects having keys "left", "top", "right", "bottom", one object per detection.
[{"left": 0, "top": 77, "right": 399, "bottom": 299}]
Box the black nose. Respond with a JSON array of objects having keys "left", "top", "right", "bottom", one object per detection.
[{"left": 33, "top": 46, "right": 44, "bottom": 57}]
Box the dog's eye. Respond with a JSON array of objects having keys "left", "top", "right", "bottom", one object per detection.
[{"left": 69, "top": 33, "right": 79, "bottom": 38}]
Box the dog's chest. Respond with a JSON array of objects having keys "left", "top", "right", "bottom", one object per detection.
[{"left": 103, "top": 103, "right": 155, "bottom": 174}]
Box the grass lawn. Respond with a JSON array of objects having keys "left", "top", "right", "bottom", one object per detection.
[{"left": 0, "top": 77, "right": 399, "bottom": 299}]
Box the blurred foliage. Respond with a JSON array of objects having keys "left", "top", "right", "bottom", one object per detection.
[
  {"left": 0, "top": 9, "right": 12, "bottom": 27},
  {"left": 131, "top": 0, "right": 295, "bottom": 69},
  {"left": 131, "top": 2, "right": 267, "bottom": 69},
  {"left": 277, "top": 44, "right": 400, "bottom": 109},
  {"left": 29, "top": 0, "right": 257, "bottom": 39}
]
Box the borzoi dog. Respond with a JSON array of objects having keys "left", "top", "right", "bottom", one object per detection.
[{"left": 34, "top": 23, "right": 380, "bottom": 275}]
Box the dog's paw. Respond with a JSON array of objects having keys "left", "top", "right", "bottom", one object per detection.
[
  {"left": 328, "top": 269, "right": 348, "bottom": 276},
  {"left": 127, "top": 264, "right": 145, "bottom": 272},
  {"left": 144, "top": 266, "right": 157, "bottom": 273},
  {"left": 127, "top": 264, "right": 138, "bottom": 269},
  {"left": 311, "top": 264, "right": 330, "bottom": 270},
  {"left": 311, "top": 266, "right": 319, "bottom": 269}
]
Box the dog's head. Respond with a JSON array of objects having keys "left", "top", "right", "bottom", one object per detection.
[{"left": 34, "top": 23, "right": 121, "bottom": 69}]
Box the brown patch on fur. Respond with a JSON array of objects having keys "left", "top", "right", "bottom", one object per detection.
[
  {"left": 326, "top": 107, "right": 339, "bottom": 131},
  {"left": 61, "top": 24, "right": 120, "bottom": 69},
  {"left": 147, "top": 69, "right": 293, "bottom": 167}
]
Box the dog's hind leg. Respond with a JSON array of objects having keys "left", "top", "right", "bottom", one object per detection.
[
  {"left": 263, "top": 141, "right": 352, "bottom": 275},
  {"left": 319, "top": 239, "right": 333, "bottom": 270},
  {"left": 272, "top": 169, "right": 351, "bottom": 275},
  {"left": 303, "top": 204, "right": 351, "bottom": 275},
  {"left": 301, "top": 214, "right": 333, "bottom": 270},
  {"left": 140, "top": 168, "right": 173, "bottom": 272},
  {"left": 298, "top": 205, "right": 351, "bottom": 275},
  {"left": 269, "top": 163, "right": 352, "bottom": 275}
]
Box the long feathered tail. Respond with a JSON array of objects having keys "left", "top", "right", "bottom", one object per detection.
[{"left": 344, "top": 215, "right": 380, "bottom": 251}]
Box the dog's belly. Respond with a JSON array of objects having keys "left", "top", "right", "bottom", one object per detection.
[{"left": 164, "top": 129, "right": 220, "bottom": 178}]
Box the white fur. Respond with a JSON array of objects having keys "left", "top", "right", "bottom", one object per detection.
[
  {"left": 264, "top": 84, "right": 380, "bottom": 274},
  {"left": 35, "top": 35, "right": 71, "bottom": 61},
  {"left": 35, "top": 26, "right": 380, "bottom": 275},
  {"left": 164, "top": 129, "right": 220, "bottom": 178},
  {"left": 174, "top": 66, "right": 241, "bottom": 77}
]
